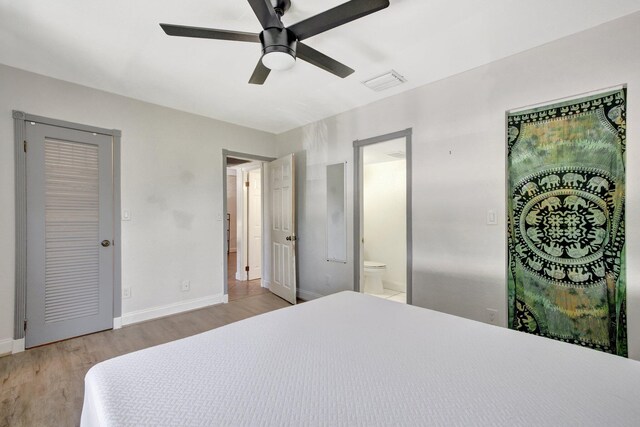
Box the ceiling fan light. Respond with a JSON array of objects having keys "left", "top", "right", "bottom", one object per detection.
[{"left": 262, "top": 51, "right": 296, "bottom": 71}]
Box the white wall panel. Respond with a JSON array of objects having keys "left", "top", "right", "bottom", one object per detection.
[
  {"left": 0, "top": 64, "right": 277, "bottom": 343},
  {"left": 276, "top": 13, "right": 640, "bottom": 359}
]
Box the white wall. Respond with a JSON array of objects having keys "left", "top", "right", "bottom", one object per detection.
[
  {"left": 363, "top": 160, "right": 406, "bottom": 291},
  {"left": 277, "top": 13, "right": 640, "bottom": 359},
  {"left": 0, "top": 64, "right": 276, "bottom": 344}
]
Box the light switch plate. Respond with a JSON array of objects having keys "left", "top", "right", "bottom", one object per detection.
[{"left": 486, "top": 209, "right": 498, "bottom": 225}]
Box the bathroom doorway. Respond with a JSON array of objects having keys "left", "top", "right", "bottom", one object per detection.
[{"left": 354, "top": 129, "right": 412, "bottom": 304}]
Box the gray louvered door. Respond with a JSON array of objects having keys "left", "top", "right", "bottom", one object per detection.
[{"left": 25, "top": 123, "right": 114, "bottom": 348}]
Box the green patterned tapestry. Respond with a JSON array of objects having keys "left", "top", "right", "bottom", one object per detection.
[{"left": 507, "top": 88, "right": 627, "bottom": 357}]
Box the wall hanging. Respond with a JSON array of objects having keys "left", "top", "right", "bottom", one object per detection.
[{"left": 507, "top": 87, "right": 627, "bottom": 356}]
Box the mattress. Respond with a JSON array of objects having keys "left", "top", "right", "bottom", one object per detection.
[{"left": 81, "top": 291, "right": 640, "bottom": 426}]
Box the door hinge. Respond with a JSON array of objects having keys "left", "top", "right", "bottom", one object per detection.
[
  {"left": 245, "top": 266, "right": 250, "bottom": 272},
  {"left": 24, "top": 319, "right": 27, "bottom": 331},
  {"left": 245, "top": 181, "right": 250, "bottom": 187},
  {"left": 23, "top": 140, "right": 27, "bottom": 153}
]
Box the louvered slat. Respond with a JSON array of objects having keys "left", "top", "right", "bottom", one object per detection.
[
  {"left": 45, "top": 293, "right": 100, "bottom": 307},
  {"left": 44, "top": 139, "right": 100, "bottom": 323}
]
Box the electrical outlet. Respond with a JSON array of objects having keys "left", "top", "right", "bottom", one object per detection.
[
  {"left": 122, "top": 287, "right": 131, "bottom": 299},
  {"left": 487, "top": 308, "right": 498, "bottom": 324},
  {"left": 181, "top": 280, "right": 191, "bottom": 292}
]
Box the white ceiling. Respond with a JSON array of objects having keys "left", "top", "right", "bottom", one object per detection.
[{"left": 1, "top": 1, "right": 639, "bottom": 134}]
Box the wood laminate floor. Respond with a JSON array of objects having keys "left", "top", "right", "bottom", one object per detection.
[
  {"left": 227, "top": 252, "right": 269, "bottom": 301},
  {"left": 0, "top": 292, "right": 290, "bottom": 427}
]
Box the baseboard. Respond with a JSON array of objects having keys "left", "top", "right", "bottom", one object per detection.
[
  {"left": 0, "top": 339, "right": 12, "bottom": 356},
  {"left": 13, "top": 338, "right": 24, "bottom": 354},
  {"left": 0, "top": 338, "right": 24, "bottom": 357},
  {"left": 222, "top": 294, "right": 229, "bottom": 304},
  {"left": 235, "top": 272, "right": 246, "bottom": 281},
  {"left": 122, "top": 294, "right": 224, "bottom": 326},
  {"left": 297, "top": 289, "right": 325, "bottom": 301},
  {"left": 261, "top": 280, "right": 270, "bottom": 289},
  {"left": 113, "top": 317, "right": 122, "bottom": 329}
]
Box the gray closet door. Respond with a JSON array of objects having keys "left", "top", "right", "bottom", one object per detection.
[{"left": 25, "top": 123, "right": 114, "bottom": 348}]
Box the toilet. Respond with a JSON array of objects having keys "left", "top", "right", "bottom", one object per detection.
[{"left": 363, "top": 261, "right": 387, "bottom": 295}]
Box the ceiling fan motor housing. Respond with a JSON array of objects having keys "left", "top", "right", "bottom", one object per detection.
[
  {"left": 161, "top": 0, "right": 390, "bottom": 83},
  {"left": 271, "top": 0, "right": 291, "bottom": 16},
  {"left": 260, "top": 27, "right": 297, "bottom": 59}
]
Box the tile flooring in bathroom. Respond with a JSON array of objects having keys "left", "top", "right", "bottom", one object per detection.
[{"left": 366, "top": 289, "right": 406, "bottom": 303}]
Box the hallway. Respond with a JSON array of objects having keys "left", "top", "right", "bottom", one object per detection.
[{"left": 227, "top": 252, "right": 269, "bottom": 301}]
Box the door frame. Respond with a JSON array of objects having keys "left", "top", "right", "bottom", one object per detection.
[
  {"left": 221, "top": 150, "right": 275, "bottom": 297},
  {"left": 13, "top": 111, "right": 122, "bottom": 347},
  {"left": 353, "top": 128, "right": 413, "bottom": 304}
]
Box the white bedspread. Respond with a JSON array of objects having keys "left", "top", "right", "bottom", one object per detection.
[{"left": 81, "top": 291, "right": 640, "bottom": 426}]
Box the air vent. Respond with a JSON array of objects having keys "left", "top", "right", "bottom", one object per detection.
[
  {"left": 362, "top": 70, "right": 407, "bottom": 92},
  {"left": 386, "top": 151, "right": 406, "bottom": 159}
]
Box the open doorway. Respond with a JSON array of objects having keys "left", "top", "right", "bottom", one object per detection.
[
  {"left": 225, "top": 155, "right": 269, "bottom": 301},
  {"left": 222, "top": 150, "right": 298, "bottom": 305},
  {"left": 354, "top": 129, "right": 412, "bottom": 305}
]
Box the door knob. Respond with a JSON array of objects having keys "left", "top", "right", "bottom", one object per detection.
[
  {"left": 286, "top": 235, "right": 297, "bottom": 242},
  {"left": 101, "top": 240, "right": 111, "bottom": 247}
]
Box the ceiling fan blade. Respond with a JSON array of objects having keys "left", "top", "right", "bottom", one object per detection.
[
  {"left": 247, "top": 0, "right": 283, "bottom": 29},
  {"left": 296, "top": 43, "right": 354, "bottom": 78},
  {"left": 160, "top": 23, "right": 260, "bottom": 43},
  {"left": 249, "top": 59, "right": 271, "bottom": 85},
  {"left": 288, "top": 0, "right": 389, "bottom": 41}
]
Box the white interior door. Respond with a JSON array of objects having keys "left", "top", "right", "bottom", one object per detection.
[
  {"left": 247, "top": 168, "right": 262, "bottom": 280},
  {"left": 268, "top": 154, "right": 296, "bottom": 304},
  {"left": 25, "top": 123, "right": 114, "bottom": 348}
]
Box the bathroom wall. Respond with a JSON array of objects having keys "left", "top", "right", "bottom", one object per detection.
[{"left": 363, "top": 159, "right": 406, "bottom": 292}]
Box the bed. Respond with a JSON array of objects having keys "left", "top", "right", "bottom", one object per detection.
[{"left": 81, "top": 291, "right": 640, "bottom": 426}]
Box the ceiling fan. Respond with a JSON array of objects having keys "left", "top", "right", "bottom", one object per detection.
[{"left": 160, "top": 0, "right": 390, "bottom": 85}]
